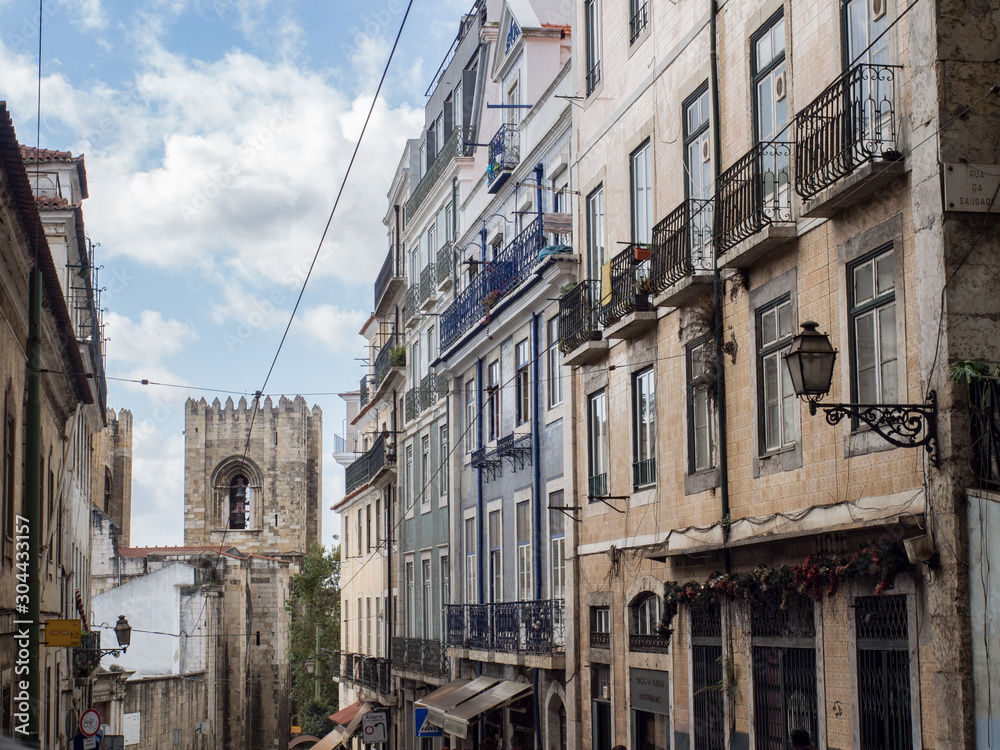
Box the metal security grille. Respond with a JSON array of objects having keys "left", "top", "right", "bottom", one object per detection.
[
  {"left": 692, "top": 598, "right": 724, "bottom": 750},
  {"left": 856, "top": 595, "right": 912, "bottom": 750},
  {"left": 751, "top": 590, "right": 818, "bottom": 750}
]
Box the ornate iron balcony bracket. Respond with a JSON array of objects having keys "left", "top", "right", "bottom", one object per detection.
[
  {"left": 76, "top": 645, "right": 127, "bottom": 659},
  {"left": 807, "top": 391, "right": 938, "bottom": 467}
]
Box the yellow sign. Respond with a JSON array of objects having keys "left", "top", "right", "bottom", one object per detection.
[
  {"left": 45, "top": 619, "right": 82, "bottom": 647},
  {"left": 290, "top": 726, "right": 302, "bottom": 735}
]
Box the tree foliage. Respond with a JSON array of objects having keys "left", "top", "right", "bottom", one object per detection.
[{"left": 287, "top": 541, "right": 341, "bottom": 731}]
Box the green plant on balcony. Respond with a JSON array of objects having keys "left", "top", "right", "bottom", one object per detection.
[
  {"left": 390, "top": 345, "right": 406, "bottom": 368},
  {"left": 482, "top": 290, "right": 501, "bottom": 325}
]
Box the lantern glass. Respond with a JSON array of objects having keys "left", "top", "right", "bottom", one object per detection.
[
  {"left": 114, "top": 615, "right": 132, "bottom": 649},
  {"left": 784, "top": 322, "right": 837, "bottom": 398},
  {"left": 305, "top": 657, "right": 315, "bottom": 675}
]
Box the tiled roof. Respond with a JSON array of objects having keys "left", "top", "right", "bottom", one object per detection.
[
  {"left": 34, "top": 196, "right": 73, "bottom": 209},
  {"left": 117, "top": 545, "right": 240, "bottom": 559},
  {"left": 19, "top": 145, "right": 79, "bottom": 163}
]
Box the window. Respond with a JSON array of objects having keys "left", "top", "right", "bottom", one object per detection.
[
  {"left": 506, "top": 76, "right": 522, "bottom": 128},
  {"left": 516, "top": 339, "right": 530, "bottom": 425},
  {"left": 405, "top": 445, "right": 414, "bottom": 507},
  {"left": 465, "top": 517, "right": 477, "bottom": 603},
  {"left": 487, "top": 360, "right": 501, "bottom": 442},
  {"left": 850, "top": 246, "right": 897, "bottom": 405},
  {"left": 422, "top": 559, "right": 432, "bottom": 639},
  {"left": 405, "top": 563, "right": 415, "bottom": 637},
  {"left": 375, "top": 498, "right": 381, "bottom": 547},
  {"left": 633, "top": 594, "right": 663, "bottom": 636},
  {"left": 629, "top": 0, "right": 647, "bottom": 44},
  {"left": 357, "top": 597, "right": 363, "bottom": 652},
  {"left": 591, "top": 664, "right": 612, "bottom": 750},
  {"left": 465, "top": 379, "right": 477, "bottom": 454},
  {"left": 588, "top": 390, "right": 609, "bottom": 498},
  {"left": 688, "top": 338, "right": 717, "bottom": 474},
  {"left": 421, "top": 435, "right": 430, "bottom": 505},
  {"left": 584, "top": 0, "right": 601, "bottom": 94},
  {"left": 753, "top": 12, "right": 788, "bottom": 144},
  {"left": 439, "top": 425, "right": 449, "bottom": 498},
  {"left": 516, "top": 500, "right": 532, "bottom": 601},
  {"left": 691, "top": 598, "right": 725, "bottom": 750},
  {"left": 855, "top": 595, "right": 912, "bottom": 750},
  {"left": 549, "top": 494, "right": 566, "bottom": 601},
  {"left": 631, "top": 140, "right": 653, "bottom": 245},
  {"left": 758, "top": 298, "right": 798, "bottom": 453},
  {"left": 586, "top": 186, "right": 605, "bottom": 283},
  {"left": 366, "top": 503, "right": 372, "bottom": 551},
  {"left": 376, "top": 596, "right": 382, "bottom": 656},
  {"left": 357, "top": 509, "right": 363, "bottom": 557},
  {"left": 633, "top": 367, "right": 656, "bottom": 488},
  {"left": 547, "top": 317, "right": 563, "bottom": 408},
  {"left": 633, "top": 704, "right": 668, "bottom": 750},
  {"left": 844, "top": 0, "right": 888, "bottom": 66},
  {"left": 440, "top": 555, "right": 450, "bottom": 639},
  {"left": 366, "top": 597, "right": 372, "bottom": 654},
  {"left": 590, "top": 606, "right": 611, "bottom": 647},
  {"left": 488, "top": 510, "right": 502, "bottom": 602},
  {"left": 453, "top": 82, "right": 463, "bottom": 132}
]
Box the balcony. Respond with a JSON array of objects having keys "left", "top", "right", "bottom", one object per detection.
[
  {"left": 419, "top": 263, "right": 437, "bottom": 310},
  {"left": 391, "top": 637, "right": 450, "bottom": 678},
  {"left": 470, "top": 433, "right": 531, "bottom": 482},
  {"left": 558, "top": 280, "right": 606, "bottom": 366},
  {"left": 586, "top": 61, "right": 601, "bottom": 96},
  {"left": 340, "top": 652, "right": 393, "bottom": 697},
  {"left": 487, "top": 123, "right": 519, "bottom": 193},
  {"left": 968, "top": 378, "right": 1000, "bottom": 488},
  {"left": 445, "top": 600, "right": 565, "bottom": 661},
  {"left": 436, "top": 242, "right": 454, "bottom": 292},
  {"left": 345, "top": 432, "right": 394, "bottom": 495},
  {"left": 633, "top": 457, "right": 656, "bottom": 489},
  {"left": 404, "top": 284, "right": 419, "bottom": 328},
  {"left": 629, "top": 633, "right": 670, "bottom": 654},
  {"left": 374, "top": 245, "right": 405, "bottom": 317},
  {"left": 600, "top": 245, "right": 656, "bottom": 340},
  {"left": 359, "top": 374, "right": 370, "bottom": 409},
  {"left": 406, "top": 126, "right": 463, "bottom": 219},
  {"left": 716, "top": 140, "right": 796, "bottom": 267},
  {"left": 648, "top": 198, "right": 714, "bottom": 308},
  {"left": 372, "top": 332, "right": 403, "bottom": 397},
  {"left": 590, "top": 630, "right": 610, "bottom": 650},
  {"left": 440, "top": 215, "right": 545, "bottom": 353},
  {"left": 588, "top": 473, "right": 608, "bottom": 499},
  {"left": 404, "top": 374, "right": 447, "bottom": 423},
  {"left": 794, "top": 62, "right": 904, "bottom": 217}
]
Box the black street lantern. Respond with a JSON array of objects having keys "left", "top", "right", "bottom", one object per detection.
[
  {"left": 114, "top": 615, "right": 132, "bottom": 650},
  {"left": 784, "top": 321, "right": 837, "bottom": 411},
  {"left": 784, "top": 321, "right": 939, "bottom": 466},
  {"left": 304, "top": 657, "right": 316, "bottom": 675}
]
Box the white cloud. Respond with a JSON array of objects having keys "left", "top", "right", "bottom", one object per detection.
[
  {"left": 105, "top": 310, "right": 197, "bottom": 366},
  {"left": 297, "top": 304, "right": 368, "bottom": 356}
]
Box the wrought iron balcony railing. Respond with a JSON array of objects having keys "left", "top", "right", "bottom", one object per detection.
[
  {"left": 374, "top": 245, "right": 403, "bottom": 313},
  {"left": 716, "top": 141, "right": 792, "bottom": 253},
  {"left": 404, "top": 387, "right": 418, "bottom": 423},
  {"left": 340, "top": 653, "right": 392, "bottom": 695},
  {"left": 405, "top": 374, "right": 447, "bottom": 423},
  {"left": 649, "top": 198, "right": 713, "bottom": 293},
  {"left": 404, "top": 284, "right": 418, "bottom": 326},
  {"left": 558, "top": 279, "right": 603, "bottom": 355},
  {"left": 601, "top": 245, "right": 650, "bottom": 326},
  {"left": 359, "top": 374, "right": 370, "bottom": 408},
  {"left": 586, "top": 61, "right": 601, "bottom": 96},
  {"left": 373, "top": 332, "right": 401, "bottom": 391},
  {"left": 445, "top": 600, "right": 565, "bottom": 654},
  {"left": 436, "top": 243, "right": 454, "bottom": 289},
  {"left": 589, "top": 473, "right": 608, "bottom": 498},
  {"left": 406, "top": 127, "right": 463, "bottom": 219},
  {"left": 794, "top": 62, "right": 901, "bottom": 199},
  {"left": 487, "top": 123, "right": 519, "bottom": 191},
  {"left": 590, "top": 630, "right": 610, "bottom": 649},
  {"left": 968, "top": 378, "right": 1000, "bottom": 487},
  {"left": 440, "top": 215, "right": 545, "bottom": 352},
  {"left": 629, "top": 2, "right": 648, "bottom": 44},
  {"left": 345, "top": 432, "right": 391, "bottom": 494},
  {"left": 391, "top": 637, "right": 450, "bottom": 677},
  {"left": 629, "top": 633, "right": 670, "bottom": 653},
  {"left": 419, "top": 263, "right": 436, "bottom": 305},
  {"left": 633, "top": 458, "right": 656, "bottom": 489}
]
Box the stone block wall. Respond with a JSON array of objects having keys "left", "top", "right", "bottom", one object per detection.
[{"left": 124, "top": 673, "right": 213, "bottom": 750}]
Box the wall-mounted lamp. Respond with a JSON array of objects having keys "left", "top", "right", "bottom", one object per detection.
[{"left": 784, "top": 321, "right": 938, "bottom": 465}]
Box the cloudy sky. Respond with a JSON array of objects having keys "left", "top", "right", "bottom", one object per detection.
[{"left": 1, "top": 0, "right": 465, "bottom": 547}]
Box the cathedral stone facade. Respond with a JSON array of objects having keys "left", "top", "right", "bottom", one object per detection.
[{"left": 183, "top": 395, "right": 323, "bottom": 560}]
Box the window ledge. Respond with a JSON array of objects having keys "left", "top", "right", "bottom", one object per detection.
[
  {"left": 684, "top": 466, "right": 720, "bottom": 496},
  {"left": 754, "top": 443, "right": 803, "bottom": 477},
  {"left": 721, "top": 222, "right": 797, "bottom": 270},
  {"left": 800, "top": 158, "right": 907, "bottom": 219}
]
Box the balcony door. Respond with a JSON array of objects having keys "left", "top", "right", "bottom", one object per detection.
[{"left": 845, "top": 0, "right": 891, "bottom": 157}]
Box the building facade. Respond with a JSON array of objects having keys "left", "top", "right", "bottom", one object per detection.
[{"left": 557, "top": 0, "right": 998, "bottom": 749}]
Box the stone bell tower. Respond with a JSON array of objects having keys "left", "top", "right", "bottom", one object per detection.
[{"left": 183, "top": 395, "right": 322, "bottom": 561}]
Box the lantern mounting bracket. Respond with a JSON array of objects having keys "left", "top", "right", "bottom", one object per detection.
[{"left": 806, "top": 391, "right": 939, "bottom": 467}]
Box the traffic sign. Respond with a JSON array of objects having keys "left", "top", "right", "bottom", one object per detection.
[
  {"left": 414, "top": 707, "right": 442, "bottom": 738},
  {"left": 361, "top": 711, "right": 387, "bottom": 744},
  {"left": 80, "top": 709, "right": 101, "bottom": 737}
]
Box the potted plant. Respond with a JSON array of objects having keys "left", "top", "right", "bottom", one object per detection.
[
  {"left": 390, "top": 345, "right": 406, "bottom": 368},
  {"left": 634, "top": 243, "right": 652, "bottom": 262},
  {"left": 635, "top": 275, "right": 654, "bottom": 311}
]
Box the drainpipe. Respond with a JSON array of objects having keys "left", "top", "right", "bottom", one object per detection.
[
  {"left": 535, "top": 163, "right": 544, "bottom": 224},
  {"left": 709, "top": 0, "right": 730, "bottom": 538},
  {"left": 452, "top": 178, "right": 460, "bottom": 287},
  {"left": 476, "top": 358, "right": 484, "bottom": 606},
  {"left": 531, "top": 313, "right": 543, "bottom": 750}
]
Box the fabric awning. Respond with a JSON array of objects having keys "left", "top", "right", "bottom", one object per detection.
[
  {"left": 287, "top": 735, "right": 320, "bottom": 749},
  {"left": 440, "top": 680, "right": 533, "bottom": 739},
  {"left": 416, "top": 676, "right": 499, "bottom": 729},
  {"left": 329, "top": 699, "right": 367, "bottom": 727},
  {"left": 340, "top": 702, "right": 370, "bottom": 741}
]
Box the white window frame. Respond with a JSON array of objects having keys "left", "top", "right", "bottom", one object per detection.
[
  {"left": 516, "top": 499, "right": 532, "bottom": 601},
  {"left": 547, "top": 317, "right": 563, "bottom": 409}
]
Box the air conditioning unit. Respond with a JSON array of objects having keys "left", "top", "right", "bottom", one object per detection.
[
  {"left": 872, "top": 0, "right": 887, "bottom": 21},
  {"left": 700, "top": 138, "right": 711, "bottom": 163},
  {"left": 775, "top": 71, "right": 787, "bottom": 102}
]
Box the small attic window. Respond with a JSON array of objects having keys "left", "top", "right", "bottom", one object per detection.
[{"left": 30, "top": 174, "right": 59, "bottom": 199}]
